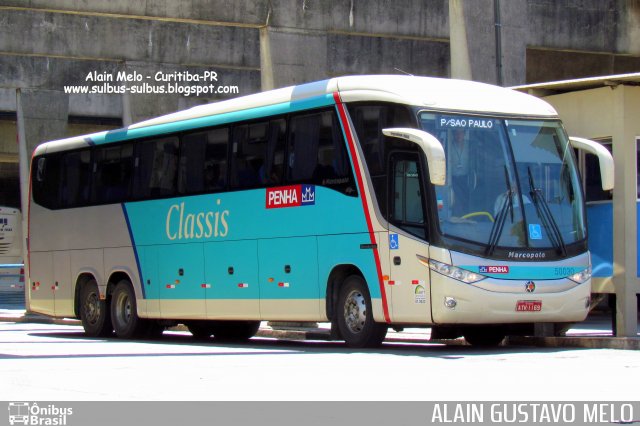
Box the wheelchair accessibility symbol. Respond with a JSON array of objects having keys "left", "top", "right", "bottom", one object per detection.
[
  {"left": 529, "top": 224, "right": 542, "bottom": 240},
  {"left": 389, "top": 234, "right": 399, "bottom": 250}
]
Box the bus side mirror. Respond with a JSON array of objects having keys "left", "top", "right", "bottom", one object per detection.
[
  {"left": 569, "top": 136, "right": 614, "bottom": 191},
  {"left": 382, "top": 128, "right": 446, "bottom": 186}
]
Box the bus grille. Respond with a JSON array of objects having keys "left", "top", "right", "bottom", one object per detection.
[{"left": 0, "top": 243, "right": 10, "bottom": 255}]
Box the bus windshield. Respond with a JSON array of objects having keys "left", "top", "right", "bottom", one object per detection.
[{"left": 419, "top": 112, "right": 586, "bottom": 255}]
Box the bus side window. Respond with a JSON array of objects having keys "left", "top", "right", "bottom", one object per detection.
[
  {"left": 180, "top": 127, "right": 229, "bottom": 194},
  {"left": 92, "top": 143, "right": 134, "bottom": 204},
  {"left": 288, "top": 110, "right": 355, "bottom": 195},
  {"left": 231, "top": 123, "right": 266, "bottom": 189},
  {"left": 347, "top": 103, "right": 415, "bottom": 216},
  {"left": 60, "top": 149, "right": 92, "bottom": 207},
  {"left": 133, "top": 136, "right": 179, "bottom": 199},
  {"left": 229, "top": 119, "right": 286, "bottom": 190},
  {"left": 265, "top": 119, "right": 286, "bottom": 186},
  {"left": 578, "top": 143, "right": 613, "bottom": 202},
  {"left": 32, "top": 154, "right": 62, "bottom": 209}
]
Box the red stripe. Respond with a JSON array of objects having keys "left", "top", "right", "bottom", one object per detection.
[{"left": 333, "top": 92, "right": 391, "bottom": 324}]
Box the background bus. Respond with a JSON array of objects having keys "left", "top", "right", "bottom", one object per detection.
[
  {"left": 0, "top": 206, "right": 24, "bottom": 305},
  {"left": 27, "top": 75, "right": 613, "bottom": 346}
]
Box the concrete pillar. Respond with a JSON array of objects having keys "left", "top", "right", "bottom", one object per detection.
[
  {"left": 448, "top": 0, "right": 528, "bottom": 85},
  {"left": 260, "top": 27, "right": 275, "bottom": 92},
  {"left": 16, "top": 89, "right": 69, "bottom": 159},
  {"left": 448, "top": 0, "right": 472, "bottom": 80},
  {"left": 612, "top": 84, "right": 639, "bottom": 337},
  {"left": 260, "top": 3, "right": 275, "bottom": 92}
]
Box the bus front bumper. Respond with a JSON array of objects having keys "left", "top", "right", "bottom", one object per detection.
[{"left": 430, "top": 277, "right": 591, "bottom": 324}]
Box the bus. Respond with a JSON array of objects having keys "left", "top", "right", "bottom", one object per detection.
[
  {"left": 27, "top": 75, "right": 614, "bottom": 347},
  {"left": 0, "top": 206, "right": 24, "bottom": 297}
]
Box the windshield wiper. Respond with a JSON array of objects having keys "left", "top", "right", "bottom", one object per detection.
[
  {"left": 486, "top": 167, "right": 514, "bottom": 257},
  {"left": 527, "top": 167, "right": 567, "bottom": 256}
]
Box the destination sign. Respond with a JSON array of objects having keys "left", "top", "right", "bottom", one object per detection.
[{"left": 437, "top": 116, "right": 497, "bottom": 130}]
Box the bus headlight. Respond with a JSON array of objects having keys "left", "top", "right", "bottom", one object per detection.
[
  {"left": 428, "top": 259, "right": 486, "bottom": 284},
  {"left": 568, "top": 266, "right": 592, "bottom": 284}
]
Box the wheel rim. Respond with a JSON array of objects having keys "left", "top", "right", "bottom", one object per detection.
[
  {"left": 115, "top": 290, "right": 132, "bottom": 328},
  {"left": 83, "top": 291, "right": 101, "bottom": 326},
  {"left": 343, "top": 289, "right": 367, "bottom": 334}
]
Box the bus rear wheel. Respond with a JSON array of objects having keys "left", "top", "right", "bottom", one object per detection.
[
  {"left": 335, "top": 275, "right": 387, "bottom": 348},
  {"left": 79, "top": 279, "right": 112, "bottom": 337},
  {"left": 463, "top": 327, "right": 506, "bottom": 347},
  {"left": 110, "top": 280, "right": 148, "bottom": 339},
  {"left": 211, "top": 321, "right": 260, "bottom": 341}
]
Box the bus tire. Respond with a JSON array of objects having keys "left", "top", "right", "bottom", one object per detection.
[
  {"left": 79, "top": 279, "right": 112, "bottom": 337},
  {"left": 146, "top": 321, "right": 165, "bottom": 339},
  {"left": 463, "top": 327, "right": 505, "bottom": 347},
  {"left": 110, "top": 280, "right": 147, "bottom": 339},
  {"left": 186, "top": 321, "right": 216, "bottom": 339},
  {"left": 211, "top": 321, "right": 260, "bottom": 341},
  {"left": 335, "top": 275, "right": 387, "bottom": 348}
]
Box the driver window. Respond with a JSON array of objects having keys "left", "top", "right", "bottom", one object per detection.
[{"left": 390, "top": 153, "right": 426, "bottom": 239}]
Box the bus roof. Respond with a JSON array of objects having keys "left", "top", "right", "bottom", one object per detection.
[{"left": 35, "top": 75, "right": 558, "bottom": 154}]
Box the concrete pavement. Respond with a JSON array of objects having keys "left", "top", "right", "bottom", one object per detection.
[{"left": 1, "top": 306, "right": 638, "bottom": 350}]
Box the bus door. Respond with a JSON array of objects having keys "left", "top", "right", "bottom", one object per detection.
[
  {"left": 203, "top": 240, "right": 260, "bottom": 319},
  {"left": 386, "top": 153, "right": 432, "bottom": 324}
]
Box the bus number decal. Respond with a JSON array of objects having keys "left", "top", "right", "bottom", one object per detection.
[{"left": 266, "top": 185, "right": 316, "bottom": 209}]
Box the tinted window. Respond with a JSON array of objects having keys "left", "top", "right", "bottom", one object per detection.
[
  {"left": 32, "top": 154, "right": 62, "bottom": 209},
  {"left": 60, "top": 149, "right": 92, "bottom": 207},
  {"left": 287, "top": 110, "right": 355, "bottom": 195},
  {"left": 264, "top": 119, "right": 286, "bottom": 186},
  {"left": 180, "top": 127, "right": 229, "bottom": 194},
  {"left": 347, "top": 103, "right": 415, "bottom": 216},
  {"left": 92, "top": 143, "right": 134, "bottom": 204},
  {"left": 133, "top": 136, "right": 179, "bottom": 199},
  {"left": 230, "top": 119, "right": 286, "bottom": 189},
  {"left": 390, "top": 154, "right": 426, "bottom": 239}
]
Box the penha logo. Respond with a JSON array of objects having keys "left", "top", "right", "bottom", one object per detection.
[
  {"left": 8, "top": 402, "right": 73, "bottom": 426},
  {"left": 266, "top": 185, "right": 316, "bottom": 209},
  {"left": 479, "top": 266, "right": 509, "bottom": 274}
]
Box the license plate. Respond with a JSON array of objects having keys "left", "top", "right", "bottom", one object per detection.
[{"left": 516, "top": 300, "right": 542, "bottom": 312}]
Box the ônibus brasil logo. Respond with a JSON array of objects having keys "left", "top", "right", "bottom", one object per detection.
[{"left": 8, "top": 402, "right": 73, "bottom": 426}]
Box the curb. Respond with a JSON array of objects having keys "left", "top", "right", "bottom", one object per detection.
[{"left": 506, "top": 335, "right": 640, "bottom": 350}]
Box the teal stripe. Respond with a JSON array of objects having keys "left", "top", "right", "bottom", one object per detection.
[
  {"left": 89, "top": 94, "right": 336, "bottom": 145},
  {"left": 461, "top": 265, "right": 588, "bottom": 280}
]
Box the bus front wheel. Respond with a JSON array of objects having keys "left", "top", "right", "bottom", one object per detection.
[
  {"left": 463, "top": 327, "right": 506, "bottom": 347},
  {"left": 186, "top": 321, "right": 216, "bottom": 339},
  {"left": 110, "top": 280, "right": 147, "bottom": 339},
  {"left": 335, "top": 275, "right": 387, "bottom": 348},
  {"left": 79, "top": 279, "right": 112, "bottom": 337}
]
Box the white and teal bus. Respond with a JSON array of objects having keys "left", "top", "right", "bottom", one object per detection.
[
  {"left": 28, "top": 75, "right": 614, "bottom": 346},
  {"left": 0, "top": 206, "right": 24, "bottom": 296}
]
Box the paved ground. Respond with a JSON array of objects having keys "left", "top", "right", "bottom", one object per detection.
[
  {"left": 1, "top": 290, "right": 638, "bottom": 349},
  {"left": 0, "top": 321, "right": 639, "bottom": 401}
]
